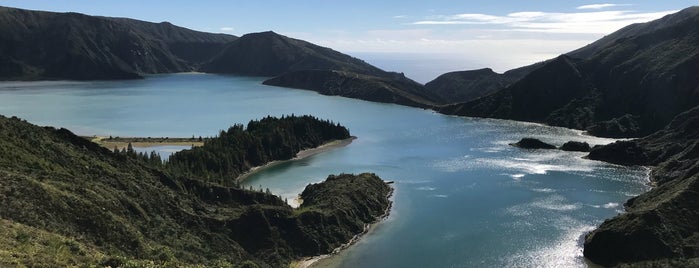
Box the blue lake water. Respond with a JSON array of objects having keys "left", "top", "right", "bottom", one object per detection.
[{"left": 0, "top": 74, "right": 649, "bottom": 267}]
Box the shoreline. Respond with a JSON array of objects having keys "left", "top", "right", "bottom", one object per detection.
[
  {"left": 235, "top": 136, "right": 357, "bottom": 183},
  {"left": 292, "top": 184, "right": 395, "bottom": 268}
]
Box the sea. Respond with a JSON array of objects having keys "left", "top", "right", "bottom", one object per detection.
[{"left": 0, "top": 73, "right": 649, "bottom": 267}]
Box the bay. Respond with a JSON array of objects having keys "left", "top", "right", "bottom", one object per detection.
[{"left": 0, "top": 73, "right": 649, "bottom": 267}]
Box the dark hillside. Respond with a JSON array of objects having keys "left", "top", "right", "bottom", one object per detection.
[
  {"left": 0, "top": 6, "right": 236, "bottom": 80},
  {"left": 203, "top": 31, "right": 443, "bottom": 107},
  {"left": 439, "top": 6, "right": 699, "bottom": 138},
  {"left": 425, "top": 66, "right": 532, "bottom": 104},
  {"left": 583, "top": 105, "right": 699, "bottom": 266}
]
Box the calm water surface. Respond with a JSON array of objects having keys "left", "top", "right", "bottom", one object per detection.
[{"left": 0, "top": 74, "right": 649, "bottom": 267}]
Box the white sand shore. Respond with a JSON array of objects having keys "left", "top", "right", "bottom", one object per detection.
[{"left": 236, "top": 136, "right": 357, "bottom": 183}]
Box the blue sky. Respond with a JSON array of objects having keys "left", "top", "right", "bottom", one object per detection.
[{"left": 1, "top": 1, "right": 696, "bottom": 75}]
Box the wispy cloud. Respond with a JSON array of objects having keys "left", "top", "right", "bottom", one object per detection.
[
  {"left": 220, "top": 27, "right": 235, "bottom": 32},
  {"left": 577, "top": 3, "right": 629, "bottom": 10},
  {"left": 412, "top": 10, "right": 676, "bottom": 34},
  {"left": 393, "top": 15, "right": 408, "bottom": 19}
]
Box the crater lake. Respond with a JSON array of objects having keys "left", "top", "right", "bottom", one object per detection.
[{"left": 0, "top": 73, "right": 649, "bottom": 267}]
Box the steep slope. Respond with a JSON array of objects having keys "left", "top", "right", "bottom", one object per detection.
[
  {"left": 583, "top": 105, "right": 699, "bottom": 266},
  {"left": 0, "top": 6, "right": 236, "bottom": 80},
  {"left": 424, "top": 65, "right": 539, "bottom": 104},
  {"left": 568, "top": 7, "right": 699, "bottom": 59},
  {"left": 439, "top": 55, "right": 593, "bottom": 124},
  {"left": 439, "top": 6, "right": 699, "bottom": 138},
  {"left": 0, "top": 115, "right": 391, "bottom": 267}
]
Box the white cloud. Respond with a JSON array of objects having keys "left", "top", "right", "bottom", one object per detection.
[
  {"left": 295, "top": 7, "right": 678, "bottom": 77},
  {"left": 412, "top": 9, "right": 676, "bottom": 34},
  {"left": 220, "top": 27, "right": 235, "bottom": 32},
  {"left": 392, "top": 15, "right": 408, "bottom": 19},
  {"left": 314, "top": 34, "right": 591, "bottom": 72},
  {"left": 577, "top": 3, "right": 629, "bottom": 10}
]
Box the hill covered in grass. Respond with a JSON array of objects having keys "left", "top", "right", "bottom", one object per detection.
[{"left": 0, "top": 115, "right": 391, "bottom": 267}]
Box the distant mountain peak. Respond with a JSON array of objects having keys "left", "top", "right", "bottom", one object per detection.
[
  {"left": 247, "top": 30, "right": 279, "bottom": 36},
  {"left": 202, "top": 30, "right": 386, "bottom": 77}
]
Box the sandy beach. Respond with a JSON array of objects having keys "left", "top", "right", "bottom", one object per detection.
[
  {"left": 87, "top": 136, "right": 204, "bottom": 150},
  {"left": 235, "top": 136, "right": 357, "bottom": 183}
]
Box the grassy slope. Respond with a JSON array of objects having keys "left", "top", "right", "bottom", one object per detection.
[{"left": 0, "top": 115, "right": 391, "bottom": 267}]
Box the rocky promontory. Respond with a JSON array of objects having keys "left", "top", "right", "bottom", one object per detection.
[
  {"left": 559, "top": 141, "right": 591, "bottom": 152},
  {"left": 263, "top": 69, "right": 440, "bottom": 108},
  {"left": 509, "top": 138, "right": 557, "bottom": 149}
]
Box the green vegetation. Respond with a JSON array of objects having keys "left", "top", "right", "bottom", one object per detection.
[
  {"left": 0, "top": 115, "right": 390, "bottom": 267},
  {"left": 167, "top": 115, "right": 350, "bottom": 185}
]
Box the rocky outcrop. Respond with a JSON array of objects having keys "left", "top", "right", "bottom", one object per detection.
[
  {"left": 509, "top": 138, "right": 557, "bottom": 149},
  {"left": 293, "top": 173, "right": 393, "bottom": 255},
  {"left": 559, "top": 141, "right": 591, "bottom": 152},
  {"left": 583, "top": 105, "right": 699, "bottom": 266},
  {"left": 587, "top": 141, "right": 649, "bottom": 166}
]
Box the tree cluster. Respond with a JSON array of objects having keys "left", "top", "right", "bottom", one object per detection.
[
  {"left": 113, "top": 143, "right": 164, "bottom": 166},
  {"left": 165, "top": 115, "right": 350, "bottom": 185}
]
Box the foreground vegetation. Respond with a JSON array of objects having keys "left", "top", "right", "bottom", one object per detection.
[{"left": 0, "top": 115, "right": 390, "bottom": 267}]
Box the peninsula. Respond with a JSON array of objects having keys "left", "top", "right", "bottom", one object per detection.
[{"left": 0, "top": 115, "right": 391, "bottom": 267}]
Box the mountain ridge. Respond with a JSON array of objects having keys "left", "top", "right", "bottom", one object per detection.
[
  {"left": 0, "top": 6, "right": 444, "bottom": 107},
  {"left": 0, "top": 6, "right": 238, "bottom": 80},
  {"left": 201, "top": 31, "right": 384, "bottom": 77},
  {"left": 201, "top": 30, "right": 444, "bottom": 107},
  {"left": 437, "top": 6, "right": 699, "bottom": 138}
]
